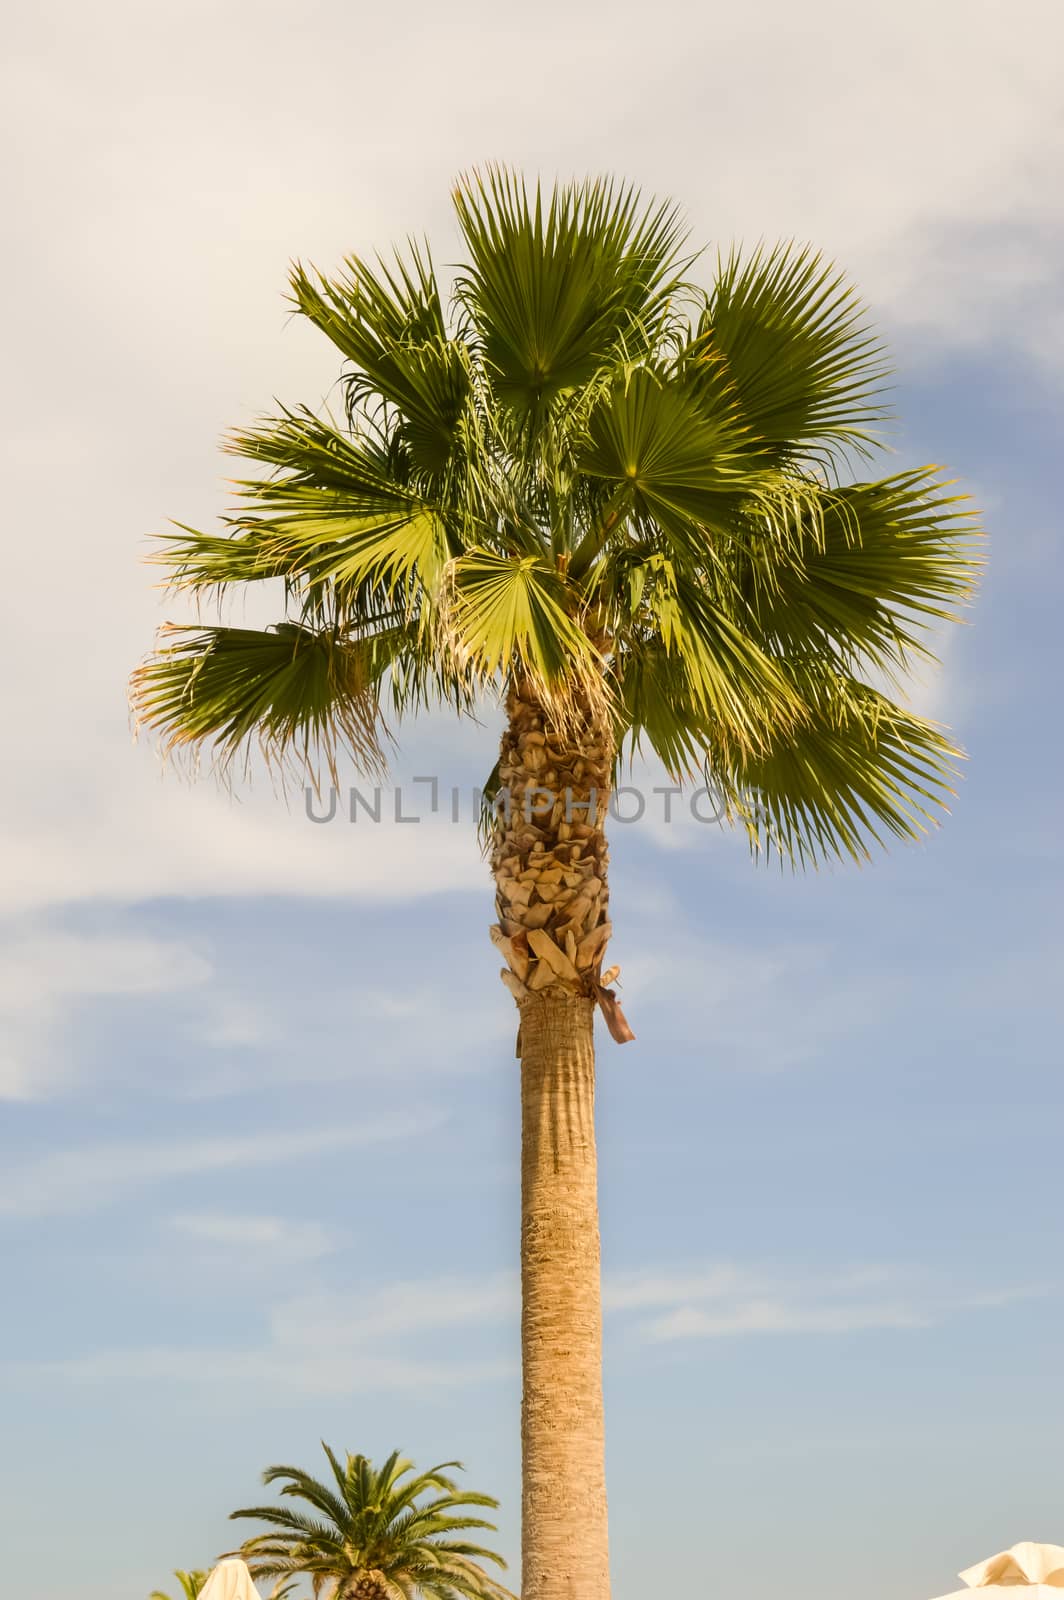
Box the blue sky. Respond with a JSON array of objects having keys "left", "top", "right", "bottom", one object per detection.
[{"left": 3, "top": 3, "right": 1062, "bottom": 1597}]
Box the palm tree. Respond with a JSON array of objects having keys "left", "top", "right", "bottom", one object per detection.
[
  {"left": 151, "top": 1573, "right": 209, "bottom": 1600},
  {"left": 131, "top": 171, "right": 977, "bottom": 1598},
  {"left": 227, "top": 1443, "right": 512, "bottom": 1600}
]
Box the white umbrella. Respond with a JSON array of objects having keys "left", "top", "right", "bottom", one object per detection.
[
  {"left": 198, "top": 1560, "right": 261, "bottom": 1600},
  {"left": 932, "top": 1543, "right": 1064, "bottom": 1600}
]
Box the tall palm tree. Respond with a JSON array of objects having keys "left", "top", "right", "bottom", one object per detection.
[
  {"left": 131, "top": 171, "right": 977, "bottom": 1599},
  {"left": 227, "top": 1443, "right": 512, "bottom": 1600},
  {"left": 151, "top": 1573, "right": 210, "bottom": 1600}
]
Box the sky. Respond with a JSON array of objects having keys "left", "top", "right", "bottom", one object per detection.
[{"left": 2, "top": 2, "right": 1063, "bottom": 1596}]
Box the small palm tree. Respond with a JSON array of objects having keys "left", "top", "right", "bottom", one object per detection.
[
  {"left": 132, "top": 171, "right": 978, "bottom": 1598},
  {"left": 228, "top": 1443, "right": 512, "bottom": 1600},
  {"left": 151, "top": 1574, "right": 209, "bottom": 1600}
]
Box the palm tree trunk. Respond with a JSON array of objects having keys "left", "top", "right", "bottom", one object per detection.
[
  {"left": 491, "top": 683, "right": 623, "bottom": 1600},
  {"left": 519, "top": 992, "right": 609, "bottom": 1600}
]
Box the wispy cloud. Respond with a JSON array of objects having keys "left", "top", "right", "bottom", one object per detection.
[
  {"left": 168, "top": 1211, "right": 339, "bottom": 1264},
  {"left": 618, "top": 938, "right": 898, "bottom": 1071},
  {"left": 0, "top": 1114, "right": 443, "bottom": 1220},
  {"left": 30, "top": 1345, "right": 511, "bottom": 1393},
  {"left": 0, "top": 932, "right": 211, "bottom": 1100},
  {"left": 9, "top": 1261, "right": 1041, "bottom": 1395},
  {"left": 179, "top": 978, "right": 514, "bottom": 1100},
  {"left": 21, "top": 1274, "right": 519, "bottom": 1394},
  {"left": 606, "top": 1264, "right": 1042, "bottom": 1343}
]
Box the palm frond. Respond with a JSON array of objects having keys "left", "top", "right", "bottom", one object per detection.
[
  {"left": 739, "top": 468, "right": 980, "bottom": 669},
  {"left": 709, "top": 665, "right": 961, "bottom": 865},
  {"left": 130, "top": 621, "right": 392, "bottom": 781},
  {"left": 607, "top": 552, "right": 801, "bottom": 757},
  {"left": 255, "top": 1461, "right": 350, "bottom": 1530},
  {"left": 575, "top": 367, "right": 758, "bottom": 569},
  {"left": 224, "top": 410, "right": 455, "bottom": 601},
  {"left": 232, "top": 1501, "right": 347, "bottom": 1548},
  {"left": 690, "top": 242, "right": 890, "bottom": 468},
  {"left": 443, "top": 549, "right": 601, "bottom": 698},
  {"left": 614, "top": 637, "right": 716, "bottom": 780},
  {"left": 228, "top": 407, "right": 424, "bottom": 507},
  {"left": 290, "top": 248, "right": 469, "bottom": 476},
  {"left": 452, "top": 167, "right": 688, "bottom": 430}
]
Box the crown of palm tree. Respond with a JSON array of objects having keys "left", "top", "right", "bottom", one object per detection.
[
  {"left": 227, "top": 1443, "right": 513, "bottom": 1600},
  {"left": 131, "top": 168, "right": 978, "bottom": 865}
]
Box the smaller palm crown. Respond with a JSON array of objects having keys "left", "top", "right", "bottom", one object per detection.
[
  {"left": 228, "top": 1443, "right": 513, "bottom": 1600},
  {"left": 132, "top": 169, "right": 978, "bottom": 864}
]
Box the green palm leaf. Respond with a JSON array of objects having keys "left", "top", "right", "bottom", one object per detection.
[
  {"left": 738, "top": 468, "right": 979, "bottom": 668},
  {"left": 452, "top": 168, "right": 687, "bottom": 429},
  {"left": 709, "top": 666, "right": 960, "bottom": 864},
  {"left": 689, "top": 242, "right": 890, "bottom": 467},
  {"left": 445, "top": 549, "right": 600, "bottom": 688},
  {"left": 577, "top": 365, "right": 755, "bottom": 536},
  {"left": 130, "top": 621, "right": 395, "bottom": 780},
  {"left": 291, "top": 248, "right": 469, "bottom": 476}
]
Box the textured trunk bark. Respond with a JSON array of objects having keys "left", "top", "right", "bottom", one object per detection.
[
  {"left": 490, "top": 683, "right": 618, "bottom": 1600},
  {"left": 519, "top": 993, "right": 610, "bottom": 1600}
]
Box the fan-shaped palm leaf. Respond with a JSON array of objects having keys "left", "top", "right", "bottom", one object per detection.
[{"left": 689, "top": 242, "right": 890, "bottom": 468}]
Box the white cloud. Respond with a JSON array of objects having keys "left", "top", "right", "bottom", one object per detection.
[
  {"left": 0, "top": 1114, "right": 443, "bottom": 1219},
  {"left": 0, "top": 932, "right": 211, "bottom": 1099}
]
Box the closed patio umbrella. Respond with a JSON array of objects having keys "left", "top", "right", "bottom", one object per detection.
[
  {"left": 198, "top": 1560, "right": 261, "bottom": 1600},
  {"left": 932, "top": 1544, "right": 1064, "bottom": 1600}
]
